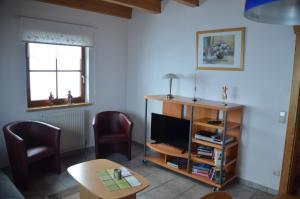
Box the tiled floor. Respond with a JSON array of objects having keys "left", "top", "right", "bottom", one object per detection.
[{"left": 3, "top": 144, "right": 275, "bottom": 199}]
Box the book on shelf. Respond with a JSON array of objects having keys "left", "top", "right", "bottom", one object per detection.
[
  {"left": 192, "top": 163, "right": 212, "bottom": 178},
  {"left": 167, "top": 161, "right": 178, "bottom": 168},
  {"left": 209, "top": 168, "right": 226, "bottom": 182},
  {"left": 166, "top": 157, "right": 187, "bottom": 169},
  {"left": 195, "top": 131, "right": 234, "bottom": 145},
  {"left": 214, "top": 149, "right": 226, "bottom": 168},
  {"left": 191, "top": 163, "right": 226, "bottom": 182},
  {"left": 195, "top": 146, "right": 214, "bottom": 160}
]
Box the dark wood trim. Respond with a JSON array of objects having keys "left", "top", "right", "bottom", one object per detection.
[
  {"left": 101, "top": 0, "right": 161, "bottom": 13},
  {"left": 37, "top": 0, "right": 132, "bottom": 19},
  {"left": 279, "top": 25, "right": 300, "bottom": 194},
  {"left": 27, "top": 102, "right": 92, "bottom": 112},
  {"left": 81, "top": 47, "right": 86, "bottom": 104},
  {"left": 175, "top": 0, "right": 199, "bottom": 7},
  {"left": 26, "top": 43, "right": 31, "bottom": 108}
]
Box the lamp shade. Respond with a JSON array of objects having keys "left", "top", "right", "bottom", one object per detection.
[
  {"left": 244, "top": 0, "right": 300, "bottom": 25},
  {"left": 163, "top": 73, "right": 179, "bottom": 79}
]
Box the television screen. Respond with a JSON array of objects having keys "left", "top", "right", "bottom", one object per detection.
[{"left": 151, "top": 113, "right": 190, "bottom": 150}]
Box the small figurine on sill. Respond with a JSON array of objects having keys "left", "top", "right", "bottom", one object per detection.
[
  {"left": 67, "top": 90, "right": 73, "bottom": 104},
  {"left": 49, "top": 92, "right": 54, "bottom": 105},
  {"left": 222, "top": 85, "right": 228, "bottom": 106}
]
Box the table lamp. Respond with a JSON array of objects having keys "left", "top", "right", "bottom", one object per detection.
[
  {"left": 244, "top": 0, "right": 300, "bottom": 25},
  {"left": 163, "top": 73, "right": 178, "bottom": 99}
]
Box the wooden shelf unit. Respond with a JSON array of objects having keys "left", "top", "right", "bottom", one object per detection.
[{"left": 143, "top": 95, "right": 243, "bottom": 189}]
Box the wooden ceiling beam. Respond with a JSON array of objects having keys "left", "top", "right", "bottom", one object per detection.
[
  {"left": 37, "top": 0, "right": 132, "bottom": 19},
  {"left": 175, "top": 0, "right": 199, "bottom": 7},
  {"left": 101, "top": 0, "right": 161, "bottom": 13}
]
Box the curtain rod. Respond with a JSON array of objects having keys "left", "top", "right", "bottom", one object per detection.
[{"left": 18, "top": 15, "right": 97, "bottom": 30}]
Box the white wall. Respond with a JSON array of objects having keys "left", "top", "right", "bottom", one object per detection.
[
  {"left": 126, "top": 0, "right": 295, "bottom": 190},
  {"left": 0, "top": 0, "right": 128, "bottom": 166}
]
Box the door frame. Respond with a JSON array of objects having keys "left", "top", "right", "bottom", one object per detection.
[{"left": 279, "top": 26, "right": 300, "bottom": 194}]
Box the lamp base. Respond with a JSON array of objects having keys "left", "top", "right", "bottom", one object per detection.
[{"left": 166, "top": 94, "right": 174, "bottom": 99}]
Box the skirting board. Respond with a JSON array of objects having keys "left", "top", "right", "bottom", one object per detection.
[{"left": 238, "top": 178, "right": 278, "bottom": 195}]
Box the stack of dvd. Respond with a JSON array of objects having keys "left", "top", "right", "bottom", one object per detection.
[
  {"left": 166, "top": 157, "right": 187, "bottom": 169},
  {"left": 192, "top": 163, "right": 212, "bottom": 178},
  {"left": 209, "top": 168, "right": 226, "bottom": 182},
  {"left": 196, "top": 146, "right": 214, "bottom": 159}
]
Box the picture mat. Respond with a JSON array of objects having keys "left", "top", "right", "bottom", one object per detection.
[{"left": 197, "top": 30, "right": 243, "bottom": 69}]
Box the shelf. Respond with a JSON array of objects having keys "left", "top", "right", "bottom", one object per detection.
[
  {"left": 192, "top": 138, "right": 238, "bottom": 150},
  {"left": 145, "top": 154, "right": 237, "bottom": 189},
  {"left": 144, "top": 95, "right": 243, "bottom": 111},
  {"left": 191, "top": 154, "right": 237, "bottom": 168},
  {"left": 193, "top": 118, "right": 240, "bottom": 131},
  {"left": 144, "top": 94, "right": 242, "bottom": 189},
  {"left": 146, "top": 142, "right": 188, "bottom": 158},
  {"left": 145, "top": 155, "right": 221, "bottom": 188}
]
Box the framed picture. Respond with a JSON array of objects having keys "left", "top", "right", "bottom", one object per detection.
[{"left": 196, "top": 27, "right": 245, "bottom": 71}]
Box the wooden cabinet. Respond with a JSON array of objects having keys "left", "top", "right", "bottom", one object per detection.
[{"left": 143, "top": 95, "right": 243, "bottom": 189}]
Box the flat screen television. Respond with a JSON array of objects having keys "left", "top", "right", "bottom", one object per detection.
[{"left": 151, "top": 113, "right": 190, "bottom": 150}]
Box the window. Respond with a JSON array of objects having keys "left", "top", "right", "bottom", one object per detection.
[{"left": 26, "top": 43, "right": 85, "bottom": 108}]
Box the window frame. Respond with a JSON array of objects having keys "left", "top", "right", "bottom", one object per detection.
[{"left": 26, "top": 43, "right": 86, "bottom": 108}]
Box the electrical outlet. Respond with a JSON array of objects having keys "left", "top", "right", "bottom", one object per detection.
[
  {"left": 273, "top": 170, "right": 280, "bottom": 176},
  {"left": 279, "top": 111, "right": 286, "bottom": 123}
]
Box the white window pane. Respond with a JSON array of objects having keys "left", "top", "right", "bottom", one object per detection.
[
  {"left": 57, "top": 45, "right": 81, "bottom": 70},
  {"left": 30, "top": 72, "right": 56, "bottom": 101},
  {"left": 57, "top": 72, "right": 81, "bottom": 98},
  {"left": 29, "top": 43, "right": 56, "bottom": 70}
]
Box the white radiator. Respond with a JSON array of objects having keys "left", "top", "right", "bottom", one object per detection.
[{"left": 40, "top": 110, "right": 87, "bottom": 153}]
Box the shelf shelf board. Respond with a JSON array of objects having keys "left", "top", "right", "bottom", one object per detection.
[
  {"left": 225, "top": 158, "right": 237, "bottom": 168},
  {"left": 191, "top": 155, "right": 237, "bottom": 168},
  {"left": 191, "top": 156, "right": 215, "bottom": 166},
  {"left": 146, "top": 142, "right": 188, "bottom": 158},
  {"left": 144, "top": 95, "right": 243, "bottom": 111},
  {"left": 193, "top": 118, "right": 240, "bottom": 131},
  {"left": 192, "top": 138, "right": 238, "bottom": 150}
]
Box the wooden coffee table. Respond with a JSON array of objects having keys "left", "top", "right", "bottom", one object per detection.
[{"left": 67, "top": 159, "right": 150, "bottom": 199}]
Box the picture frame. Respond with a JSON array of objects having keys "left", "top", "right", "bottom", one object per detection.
[{"left": 196, "top": 27, "right": 245, "bottom": 71}]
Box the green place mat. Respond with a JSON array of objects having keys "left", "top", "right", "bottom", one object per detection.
[{"left": 96, "top": 169, "right": 131, "bottom": 192}]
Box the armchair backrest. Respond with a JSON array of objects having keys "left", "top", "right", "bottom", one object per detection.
[
  {"left": 93, "top": 111, "right": 133, "bottom": 137},
  {"left": 3, "top": 121, "right": 61, "bottom": 148}
]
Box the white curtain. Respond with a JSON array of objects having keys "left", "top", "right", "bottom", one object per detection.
[{"left": 20, "top": 16, "right": 95, "bottom": 47}]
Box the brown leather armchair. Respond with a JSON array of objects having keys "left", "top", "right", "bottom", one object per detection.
[
  {"left": 93, "top": 111, "right": 133, "bottom": 160},
  {"left": 3, "top": 121, "right": 61, "bottom": 188}
]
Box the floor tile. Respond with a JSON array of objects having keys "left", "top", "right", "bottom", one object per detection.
[
  {"left": 251, "top": 190, "right": 274, "bottom": 199},
  {"left": 145, "top": 176, "right": 196, "bottom": 199},
  {"left": 224, "top": 182, "right": 257, "bottom": 199},
  {"left": 174, "top": 182, "right": 212, "bottom": 199},
  {"left": 57, "top": 170, "right": 78, "bottom": 189},
  {"left": 137, "top": 193, "right": 156, "bottom": 199},
  {"left": 0, "top": 143, "right": 276, "bottom": 199}
]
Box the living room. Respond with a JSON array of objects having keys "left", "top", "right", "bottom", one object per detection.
[{"left": 0, "top": 0, "right": 298, "bottom": 199}]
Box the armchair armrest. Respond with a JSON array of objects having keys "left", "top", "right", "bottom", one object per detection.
[
  {"left": 119, "top": 114, "right": 133, "bottom": 139},
  {"left": 35, "top": 121, "right": 61, "bottom": 149},
  {"left": 3, "top": 127, "right": 28, "bottom": 170}
]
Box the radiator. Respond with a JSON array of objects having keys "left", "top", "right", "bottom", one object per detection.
[{"left": 40, "top": 110, "right": 87, "bottom": 153}]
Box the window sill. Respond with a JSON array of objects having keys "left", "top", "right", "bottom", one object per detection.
[{"left": 27, "top": 102, "right": 93, "bottom": 112}]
